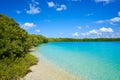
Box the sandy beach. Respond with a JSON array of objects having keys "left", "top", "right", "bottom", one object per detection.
[
  {"left": 23, "top": 61, "right": 80, "bottom": 80},
  {"left": 23, "top": 48, "right": 82, "bottom": 80}
]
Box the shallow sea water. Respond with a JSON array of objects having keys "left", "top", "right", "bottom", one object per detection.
[{"left": 36, "top": 42, "right": 120, "bottom": 80}]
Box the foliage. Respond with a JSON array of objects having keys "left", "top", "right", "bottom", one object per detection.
[
  {"left": 48, "top": 38, "right": 120, "bottom": 42},
  {"left": 0, "top": 54, "right": 38, "bottom": 80},
  {"left": 29, "top": 34, "right": 48, "bottom": 46},
  {"left": 0, "top": 14, "right": 48, "bottom": 58},
  {"left": 0, "top": 14, "right": 31, "bottom": 58},
  {"left": 0, "top": 14, "right": 48, "bottom": 79}
]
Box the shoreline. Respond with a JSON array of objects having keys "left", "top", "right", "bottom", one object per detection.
[
  {"left": 23, "top": 48, "right": 82, "bottom": 80},
  {"left": 24, "top": 61, "right": 79, "bottom": 80}
]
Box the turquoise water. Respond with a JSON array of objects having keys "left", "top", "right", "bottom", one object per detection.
[{"left": 36, "top": 42, "right": 120, "bottom": 80}]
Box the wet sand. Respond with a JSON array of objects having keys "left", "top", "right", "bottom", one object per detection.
[
  {"left": 23, "top": 60, "right": 80, "bottom": 80},
  {"left": 23, "top": 47, "right": 82, "bottom": 80}
]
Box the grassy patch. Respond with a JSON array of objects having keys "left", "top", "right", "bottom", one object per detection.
[{"left": 0, "top": 54, "right": 38, "bottom": 80}]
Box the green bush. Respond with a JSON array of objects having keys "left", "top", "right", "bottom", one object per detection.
[
  {"left": 48, "top": 38, "right": 120, "bottom": 42},
  {"left": 29, "top": 34, "right": 48, "bottom": 46},
  {"left": 0, "top": 54, "right": 38, "bottom": 80},
  {"left": 0, "top": 14, "right": 48, "bottom": 58},
  {"left": 0, "top": 14, "right": 31, "bottom": 58},
  {"left": 0, "top": 14, "right": 48, "bottom": 79}
]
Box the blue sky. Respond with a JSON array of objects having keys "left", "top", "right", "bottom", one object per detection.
[{"left": 0, "top": 0, "right": 120, "bottom": 38}]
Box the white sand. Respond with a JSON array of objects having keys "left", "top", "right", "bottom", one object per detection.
[
  {"left": 23, "top": 61, "right": 81, "bottom": 80},
  {"left": 23, "top": 48, "right": 83, "bottom": 80}
]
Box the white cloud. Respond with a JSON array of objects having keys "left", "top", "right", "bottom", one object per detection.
[
  {"left": 82, "top": 29, "right": 100, "bottom": 36},
  {"left": 27, "top": 4, "right": 40, "bottom": 14},
  {"left": 16, "top": 10, "right": 21, "bottom": 14},
  {"left": 96, "top": 12, "right": 120, "bottom": 24},
  {"left": 61, "top": 4, "right": 67, "bottom": 10},
  {"left": 56, "top": 4, "right": 67, "bottom": 11},
  {"left": 95, "top": 0, "right": 113, "bottom": 4},
  {"left": 72, "top": 32, "right": 79, "bottom": 37},
  {"left": 89, "top": 29, "right": 98, "bottom": 34},
  {"left": 96, "top": 17, "right": 120, "bottom": 25},
  {"left": 36, "top": 29, "right": 40, "bottom": 32},
  {"left": 23, "top": 22, "right": 35, "bottom": 28},
  {"left": 99, "top": 27, "right": 113, "bottom": 32},
  {"left": 47, "top": 2, "right": 67, "bottom": 11},
  {"left": 96, "top": 18, "right": 119, "bottom": 25},
  {"left": 56, "top": 8, "right": 62, "bottom": 11},
  {"left": 26, "top": 0, "right": 40, "bottom": 14},
  {"left": 110, "top": 17, "right": 120, "bottom": 22},
  {"left": 118, "top": 11, "right": 120, "bottom": 16},
  {"left": 47, "top": 2, "right": 55, "bottom": 7},
  {"left": 81, "top": 27, "right": 113, "bottom": 37}
]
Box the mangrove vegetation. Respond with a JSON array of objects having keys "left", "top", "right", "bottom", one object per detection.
[
  {"left": 48, "top": 38, "right": 120, "bottom": 42},
  {"left": 0, "top": 14, "right": 48, "bottom": 79}
]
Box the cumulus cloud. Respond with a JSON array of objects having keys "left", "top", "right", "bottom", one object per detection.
[
  {"left": 96, "top": 11, "right": 120, "bottom": 25},
  {"left": 95, "top": 0, "right": 113, "bottom": 4},
  {"left": 56, "top": 4, "right": 67, "bottom": 11},
  {"left": 26, "top": 0, "right": 40, "bottom": 14},
  {"left": 36, "top": 29, "right": 40, "bottom": 32},
  {"left": 109, "top": 12, "right": 120, "bottom": 23},
  {"left": 82, "top": 27, "right": 113, "bottom": 36},
  {"left": 89, "top": 29, "right": 99, "bottom": 34},
  {"left": 99, "top": 27, "right": 113, "bottom": 32},
  {"left": 23, "top": 22, "right": 36, "bottom": 28},
  {"left": 47, "top": 1, "right": 67, "bottom": 11},
  {"left": 82, "top": 29, "right": 100, "bottom": 36},
  {"left": 110, "top": 17, "right": 120, "bottom": 22},
  {"left": 47, "top": 2, "right": 55, "bottom": 7},
  {"left": 72, "top": 32, "right": 79, "bottom": 37},
  {"left": 96, "top": 17, "right": 120, "bottom": 24},
  {"left": 27, "top": 4, "right": 40, "bottom": 14}
]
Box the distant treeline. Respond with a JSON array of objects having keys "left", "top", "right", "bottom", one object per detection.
[{"left": 48, "top": 38, "right": 120, "bottom": 42}]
